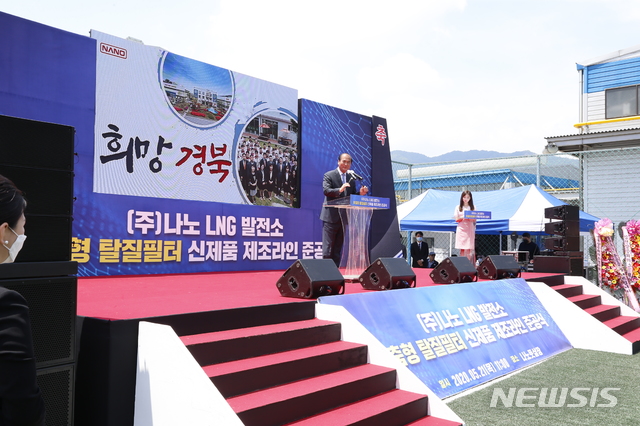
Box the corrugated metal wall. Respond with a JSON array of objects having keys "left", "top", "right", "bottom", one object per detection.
[
  {"left": 585, "top": 55, "right": 640, "bottom": 93},
  {"left": 583, "top": 149, "right": 640, "bottom": 223},
  {"left": 583, "top": 54, "right": 640, "bottom": 126}
]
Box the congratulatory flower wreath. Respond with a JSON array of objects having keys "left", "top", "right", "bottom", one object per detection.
[
  {"left": 593, "top": 218, "right": 640, "bottom": 312},
  {"left": 623, "top": 219, "right": 640, "bottom": 292}
]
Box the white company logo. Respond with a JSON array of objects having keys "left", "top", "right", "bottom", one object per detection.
[{"left": 490, "top": 387, "right": 620, "bottom": 408}]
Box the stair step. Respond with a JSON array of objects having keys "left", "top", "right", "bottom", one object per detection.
[
  {"left": 181, "top": 319, "right": 341, "bottom": 364},
  {"left": 552, "top": 284, "right": 584, "bottom": 298},
  {"left": 405, "top": 415, "right": 464, "bottom": 425},
  {"left": 603, "top": 315, "right": 640, "bottom": 336},
  {"left": 567, "top": 293, "right": 601, "bottom": 309},
  {"left": 156, "top": 302, "right": 317, "bottom": 336},
  {"left": 584, "top": 304, "right": 621, "bottom": 322},
  {"left": 227, "top": 364, "right": 397, "bottom": 426},
  {"left": 205, "top": 341, "right": 368, "bottom": 397},
  {"left": 283, "top": 389, "right": 429, "bottom": 426},
  {"left": 622, "top": 327, "right": 640, "bottom": 354}
]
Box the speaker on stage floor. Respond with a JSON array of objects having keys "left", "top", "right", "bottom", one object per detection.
[
  {"left": 476, "top": 255, "right": 521, "bottom": 280},
  {"left": 534, "top": 255, "right": 583, "bottom": 275},
  {"left": 430, "top": 257, "right": 477, "bottom": 284},
  {"left": 359, "top": 258, "right": 416, "bottom": 290},
  {"left": 276, "top": 259, "right": 345, "bottom": 299}
]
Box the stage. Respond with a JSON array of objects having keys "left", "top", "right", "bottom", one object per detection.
[
  {"left": 77, "top": 268, "right": 566, "bottom": 320},
  {"left": 73, "top": 267, "right": 567, "bottom": 425}
]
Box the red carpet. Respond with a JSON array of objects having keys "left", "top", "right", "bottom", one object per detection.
[{"left": 77, "top": 268, "right": 562, "bottom": 320}]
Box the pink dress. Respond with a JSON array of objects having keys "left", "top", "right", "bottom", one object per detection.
[{"left": 454, "top": 206, "right": 476, "bottom": 249}]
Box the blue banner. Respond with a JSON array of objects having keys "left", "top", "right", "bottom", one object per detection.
[
  {"left": 351, "top": 195, "right": 390, "bottom": 209},
  {"left": 465, "top": 210, "right": 491, "bottom": 219},
  {"left": 0, "top": 13, "right": 403, "bottom": 276},
  {"left": 318, "top": 279, "right": 571, "bottom": 398}
]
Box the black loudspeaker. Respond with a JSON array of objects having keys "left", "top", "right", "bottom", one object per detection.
[
  {"left": 0, "top": 115, "right": 75, "bottom": 263},
  {"left": 0, "top": 115, "right": 74, "bottom": 170},
  {"left": 544, "top": 204, "right": 580, "bottom": 253},
  {"left": 544, "top": 220, "right": 580, "bottom": 236},
  {"left": 276, "top": 259, "right": 345, "bottom": 298},
  {"left": 430, "top": 257, "right": 477, "bottom": 284},
  {"left": 359, "top": 258, "right": 416, "bottom": 290},
  {"left": 1, "top": 276, "right": 77, "bottom": 368},
  {"left": 476, "top": 255, "right": 521, "bottom": 280},
  {"left": 37, "top": 363, "right": 74, "bottom": 426},
  {"left": 534, "top": 256, "right": 583, "bottom": 276},
  {"left": 544, "top": 236, "right": 580, "bottom": 251},
  {"left": 544, "top": 205, "right": 579, "bottom": 221}
]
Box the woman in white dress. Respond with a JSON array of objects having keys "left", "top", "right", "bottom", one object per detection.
[{"left": 454, "top": 190, "right": 477, "bottom": 264}]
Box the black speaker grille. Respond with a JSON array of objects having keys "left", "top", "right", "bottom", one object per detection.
[
  {"left": 16, "top": 215, "right": 72, "bottom": 262},
  {"left": 0, "top": 115, "right": 75, "bottom": 170},
  {"left": 0, "top": 115, "right": 75, "bottom": 263},
  {"left": 37, "top": 364, "right": 74, "bottom": 426},
  {"left": 0, "top": 277, "right": 76, "bottom": 367},
  {"left": 0, "top": 165, "right": 74, "bottom": 215}
]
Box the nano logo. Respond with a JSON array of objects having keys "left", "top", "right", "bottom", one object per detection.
[{"left": 100, "top": 43, "right": 127, "bottom": 59}]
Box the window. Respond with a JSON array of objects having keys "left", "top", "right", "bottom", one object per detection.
[{"left": 606, "top": 86, "right": 638, "bottom": 119}]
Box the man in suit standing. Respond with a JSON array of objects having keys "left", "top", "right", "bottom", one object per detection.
[
  {"left": 410, "top": 231, "right": 429, "bottom": 268},
  {"left": 320, "top": 153, "right": 368, "bottom": 266}
]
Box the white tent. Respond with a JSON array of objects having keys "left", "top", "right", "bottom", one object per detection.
[{"left": 398, "top": 185, "right": 599, "bottom": 234}]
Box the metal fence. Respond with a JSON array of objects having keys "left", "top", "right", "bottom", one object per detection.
[{"left": 392, "top": 146, "right": 640, "bottom": 284}]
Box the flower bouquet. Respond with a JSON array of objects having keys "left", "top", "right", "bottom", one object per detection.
[
  {"left": 594, "top": 218, "right": 640, "bottom": 311},
  {"left": 623, "top": 220, "right": 640, "bottom": 289}
]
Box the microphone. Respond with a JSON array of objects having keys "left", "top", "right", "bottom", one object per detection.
[{"left": 348, "top": 170, "right": 363, "bottom": 180}]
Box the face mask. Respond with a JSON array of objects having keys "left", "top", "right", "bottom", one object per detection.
[
  {"left": 416, "top": 237, "right": 423, "bottom": 242},
  {"left": 2, "top": 227, "right": 26, "bottom": 264}
]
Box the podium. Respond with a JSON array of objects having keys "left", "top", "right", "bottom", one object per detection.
[{"left": 324, "top": 195, "right": 390, "bottom": 280}]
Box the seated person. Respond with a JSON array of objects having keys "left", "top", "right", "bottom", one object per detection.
[
  {"left": 518, "top": 232, "right": 540, "bottom": 263},
  {"left": 425, "top": 252, "right": 439, "bottom": 268}
]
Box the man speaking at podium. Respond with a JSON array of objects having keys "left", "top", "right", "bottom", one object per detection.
[{"left": 320, "top": 153, "right": 368, "bottom": 266}]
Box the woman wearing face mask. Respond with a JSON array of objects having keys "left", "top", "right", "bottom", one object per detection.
[
  {"left": 0, "top": 176, "right": 27, "bottom": 264},
  {"left": 0, "top": 174, "right": 46, "bottom": 425}
]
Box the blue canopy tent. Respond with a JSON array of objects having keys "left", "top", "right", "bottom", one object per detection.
[{"left": 398, "top": 185, "right": 599, "bottom": 234}]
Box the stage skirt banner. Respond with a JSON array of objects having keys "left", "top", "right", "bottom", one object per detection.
[{"left": 318, "top": 278, "right": 571, "bottom": 398}]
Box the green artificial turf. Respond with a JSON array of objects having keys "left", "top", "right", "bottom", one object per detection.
[{"left": 447, "top": 348, "right": 640, "bottom": 426}]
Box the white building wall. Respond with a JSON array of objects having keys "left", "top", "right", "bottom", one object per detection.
[
  {"left": 585, "top": 91, "right": 640, "bottom": 130},
  {"left": 581, "top": 47, "right": 640, "bottom": 131},
  {"left": 583, "top": 150, "right": 640, "bottom": 223}
]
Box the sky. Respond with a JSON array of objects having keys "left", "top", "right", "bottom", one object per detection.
[{"left": 3, "top": 0, "right": 640, "bottom": 157}]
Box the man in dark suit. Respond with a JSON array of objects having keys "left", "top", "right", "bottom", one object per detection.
[
  {"left": 239, "top": 153, "right": 249, "bottom": 195},
  {"left": 320, "top": 153, "right": 368, "bottom": 266},
  {"left": 410, "top": 231, "right": 429, "bottom": 268}
]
